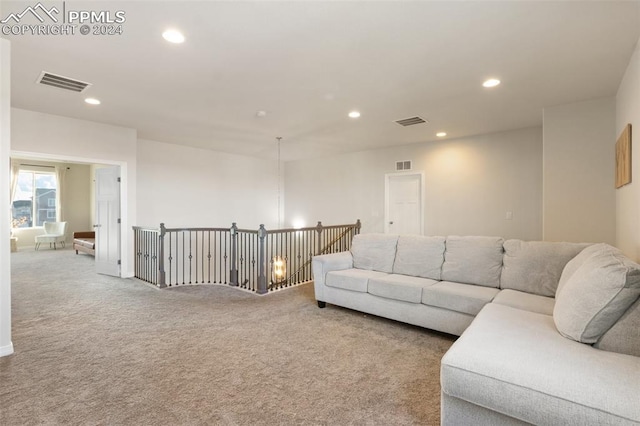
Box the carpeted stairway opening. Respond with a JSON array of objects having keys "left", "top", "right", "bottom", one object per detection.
[{"left": 1, "top": 248, "right": 455, "bottom": 425}]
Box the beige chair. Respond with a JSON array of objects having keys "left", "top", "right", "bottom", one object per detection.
[{"left": 35, "top": 221, "right": 67, "bottom": 250}]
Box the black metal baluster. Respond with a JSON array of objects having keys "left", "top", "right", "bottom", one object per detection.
[
  {"left": 223, "top": 232, "right": 227, "bottom": 284},
  {"left": 194, "top": 231, "right": 198, "bottom": 283},
  {"left": 167, "top": 231, "right": 172, "bottom": 286},
  {"left": 181, "top": 231, "right": 185, "bottom": 285},
  {"left": 152, "top": 230, "right": 157, "bottom": 284},
  {"left": 188, "top": 231, "right": 192, "bottom": 284}
]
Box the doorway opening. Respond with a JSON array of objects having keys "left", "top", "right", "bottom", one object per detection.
[{"left": 11, "top": 151, "right": 126, "bottom": 278}]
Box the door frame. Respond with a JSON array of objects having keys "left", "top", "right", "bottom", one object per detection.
[
  {"left": 11, "top": 150, "right": 128, "bottom": 277},
  {"left": 384, "top": 172, "right": 425, "bottom": 235}
]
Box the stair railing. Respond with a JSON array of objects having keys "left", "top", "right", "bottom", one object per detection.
[{"left": 133, "top": 220, "right": 361, "bottom": 293}]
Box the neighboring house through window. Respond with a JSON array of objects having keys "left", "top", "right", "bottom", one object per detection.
[{"left": 11, "top": 170, "right": 58, "bottom": 228}]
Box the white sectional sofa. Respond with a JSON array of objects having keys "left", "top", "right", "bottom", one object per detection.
[{"left": 311, "top": 234, "right": 640, "bottom": 425}]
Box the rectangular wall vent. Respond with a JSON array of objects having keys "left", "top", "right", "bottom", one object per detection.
[
  {"left": 396, "top": 160, "right": 412, "bottom": 171},
  {"left": 395, "top": 116, "right": 427, "bottom": 127},
  {"left": 36, "top": 71, "right": 91, "bottom": 92}
]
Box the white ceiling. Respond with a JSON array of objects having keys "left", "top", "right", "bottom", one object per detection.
[{"left": 3, "top": 1, "right": 640, "bottom": 161}]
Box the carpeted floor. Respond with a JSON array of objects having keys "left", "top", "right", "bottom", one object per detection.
[{"left": 1, "top": 247, "right": 455, "bottom": 425}]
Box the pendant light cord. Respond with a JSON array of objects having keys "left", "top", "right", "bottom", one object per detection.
[{"left": 276, "top": 137, "right": 282, "bottom": 228}]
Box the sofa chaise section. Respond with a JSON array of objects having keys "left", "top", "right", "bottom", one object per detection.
[{"left": 441, "top": 303, "right": 640, "bottom": 425}]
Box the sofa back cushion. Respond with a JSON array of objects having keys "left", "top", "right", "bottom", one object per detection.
[
  {"left": 393, "top": 235, "right": 445, "bottom": 280},
  {"left": 441, "top": 236, "right": 504, "bottom": 288},
  {"left": 351, "top": 233, "right": 398, "bottom": 273},
  {"left": 501, "top": 240, "right": 589, "bottom": 297},
  {"left": 553, "top": 243, "right": 640, "bottom": 344}
]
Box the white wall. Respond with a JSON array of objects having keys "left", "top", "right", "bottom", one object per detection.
[
  {"left": 285, "top": 127, "right": 543, "bottom": 240},
  {"left": 1, "top": 38, "right": 13, "bottom": 357},
  {"left": 542, "top": 97, "right": 616, "bottom": 244},
  {"left": 137, "top": 139, "right": 280, "bottom": 229},
  {"left": 616, "top": 37, "right": 640, "bottom": 261},
  {"left": 11, "top": 160, "right": 91, "bottom": 249},
  {"left": 11, "top": 108, "right": 137, "bottom": 277}
]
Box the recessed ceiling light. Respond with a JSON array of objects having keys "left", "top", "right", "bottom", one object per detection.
[
  {"left": 348, "top": 111, "right": 361, "bottom": 118},
  {"left": 162, "top": 29, "right": 185, "bottom": 44},
  {"left": 482, "top": 78, "right": 501, "bottom": 88},
  {"left": 436, "top": 132, "right": 447, "bottom": 137},
  {"left": 84, "top": 98, "right": 100, "bottom": 105}
]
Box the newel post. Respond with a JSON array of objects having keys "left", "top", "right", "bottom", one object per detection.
[
  {"left": 316, "top": 221, "right": 323, "bottom": 255},
  {"left": 230, "top": 223, "right": 239, "bottom": 286},
  {"left": 257, "top": 224, "right": 268, "bottom": 295},
  {"left": 355, "top": 219, "right": 361, "bottom": 235},
  {"left": 158, "top": 223, "right": 167, "bottom": 288}
]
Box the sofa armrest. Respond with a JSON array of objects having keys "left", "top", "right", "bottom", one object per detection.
[{"left": 312, "top": 251, "right": 354, "bottom": 302}]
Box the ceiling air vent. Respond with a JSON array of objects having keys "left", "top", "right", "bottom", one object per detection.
[
  {"left": 396, "top": 160, "right": 412, "bottom": 171},
  {"left": 36, "top": 71, "right": 91, "bottom": 92},
  {"left": 395, "top": 116, "right": 427, "bottom": 127}
]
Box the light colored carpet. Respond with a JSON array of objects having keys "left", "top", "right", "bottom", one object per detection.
[{"left": 1, "top": 247, "right": 455, "bottom": 425}]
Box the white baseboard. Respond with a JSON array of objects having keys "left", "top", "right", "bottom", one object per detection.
[{"left": 0, "top": 342, "right": 14, "bottom": 357}]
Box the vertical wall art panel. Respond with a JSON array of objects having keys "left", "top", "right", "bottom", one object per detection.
[{"left": 616, "top": 124, "right": 632, "bottom": 188}]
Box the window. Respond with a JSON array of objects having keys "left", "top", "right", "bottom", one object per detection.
[{"left": 11, "top": 170, "right": 58, "bottom": 228}]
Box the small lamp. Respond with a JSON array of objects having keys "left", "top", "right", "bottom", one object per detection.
[{"left": 272, "top": 255, "right": 286, "bottom": 284}]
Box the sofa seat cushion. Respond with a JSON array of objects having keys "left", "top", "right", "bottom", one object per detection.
[
  {"left": 74, "top": 238, "right": 95, "bottom": 249},
  {"left": 325, "top": 269, "right": 389, "bottom": 293},
  {"left": 501, "top": 240, "right": 588, "bottom": 297},
  {"left": 368, "top": 274, "right": 438, "bottom": 304},
  {"left": 441, "top": 236, "right": 504, "bottom": 288},
  {"left": 441, "top": 303, "right": 640, "bottom": 425},
  {"left": 554, "top": 243, "right": 640, "bottom": 344},
  {"left": 392, "top": 235, "right": 445, "bottom": 280},
  {"left": 492, "top": 289, "right": 554, "bottom": 315},
  {"left": 350, "top": 234, "right": 399, "bottom": 273},
  {"left": 422, "top": 281, "right": 499, "bottom": 316}
]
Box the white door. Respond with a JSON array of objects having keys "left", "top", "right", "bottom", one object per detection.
[
  {"left": 95, "top": 166, "right": 121, "bottom": 277},
  {"left": 385, "top": 173, "right": 423, "bottom": 235}
]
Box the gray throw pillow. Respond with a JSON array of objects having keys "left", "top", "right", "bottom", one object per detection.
[
  {"left": 553, "top": 243, "right": 640, "bottom": 344},
  {"left": 556, "top": 243, "right": 602, "bottom": 297},
  {"left": 594, "top": 297, "right": 640, "bottom": 357}
]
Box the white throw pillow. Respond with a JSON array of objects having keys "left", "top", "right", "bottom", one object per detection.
[{"left": 553, "top": 244, "right": 640, "bottom": 344}]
